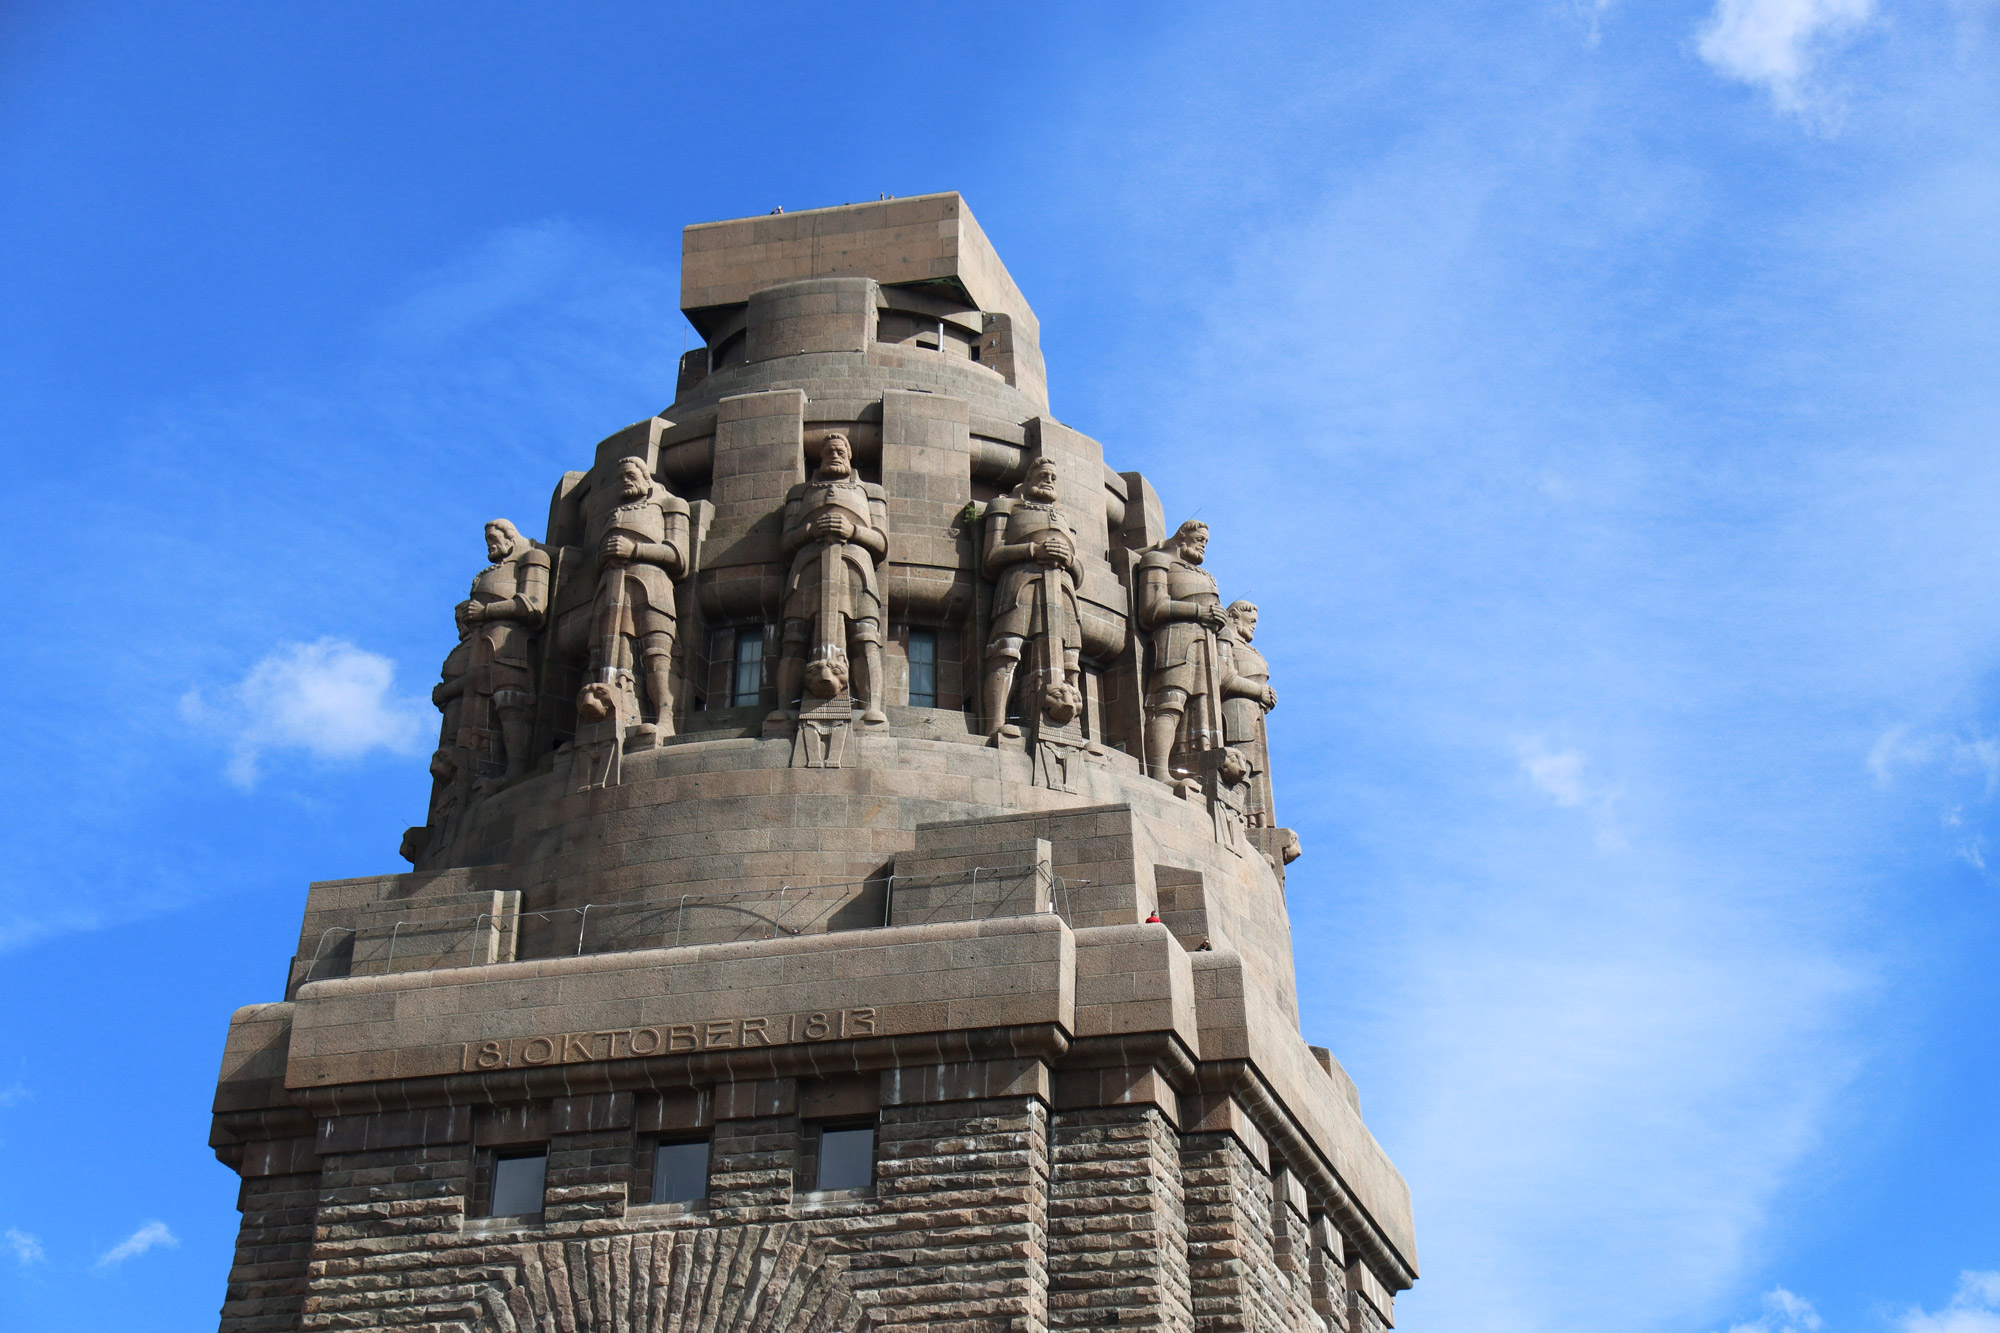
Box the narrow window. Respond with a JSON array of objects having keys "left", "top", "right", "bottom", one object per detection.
[
  {"left": 489, "top": 1150, "right": 547, "bottom": 1217},
  {"left": 651, "top": 1138, "right": 710, "bottom": 1205},
  {"left": 732, "top": 626, "right": 764, "bottom": 706},
  {"left": 815, "top": 1123, "right": 875, "bottom": 1191},
  {"left": 907, "top": 629, "right": 937, "bottom": 707}
]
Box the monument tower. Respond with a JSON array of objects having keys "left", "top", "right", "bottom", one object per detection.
[{"left": 210, "top": 193, "right": 1417, "bottom": 1333}]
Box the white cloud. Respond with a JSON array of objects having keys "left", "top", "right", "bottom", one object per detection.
[
  {"left": 1897, "top": 1271, "right": 2000, "bottom": 1333},
  {"left": 181, "top": 638, "right": 426, "bottom": 788},
  {"left": 1726, "top": 1287, "right": 1824, "bottom": 1333},
  {"left": 0, "top": 1083, "right": 26, "bottom": 1108},
  {"left": 1516, "top": 738, "right": 1627, "bottom": 849},
  {"left": 5, "top": 1228, "right": 45, "bottom": 1265},
  {"left": 95, "top": 1220, "right": 176, "bottom": 1268},
  {"left": 1696, "top": 0, "right": 1876, "bottom": 118}
]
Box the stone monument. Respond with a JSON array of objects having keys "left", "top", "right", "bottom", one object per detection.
[{"left": 209, "top": 193, "right": 1416, "bottom": 1333}]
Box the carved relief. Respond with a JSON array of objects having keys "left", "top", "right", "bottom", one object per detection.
[
  {"left": 769, "top": 433, "right": 890, "bottom": 750},
  {"left": 1135, "top": 519, "right": 1227, "bottom": 782},
  {"left": 583, "top": 457, "right": 690, "bottom": 745},
  {"left": 571, "top": 682, "right": 626, "bottom": 792}
]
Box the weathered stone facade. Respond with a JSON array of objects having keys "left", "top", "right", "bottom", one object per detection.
[{"left": 211, "top": 193, "right": 1415, "bottom": 1332}]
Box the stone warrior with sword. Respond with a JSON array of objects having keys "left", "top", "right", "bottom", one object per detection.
[
  {"left": 981, "top": 456, "right": 1085, "bottom": 742},
  {"left": 771, "top": 433, "right": 890, "bottom": 726},
  {"left": 1136, "top": 518, "right": 1228, "bottom": 783},
  {"left": 584, "top": 455, "right": 691, "bottom": 742}
]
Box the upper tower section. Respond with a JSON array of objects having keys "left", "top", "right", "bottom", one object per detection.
[{"left": 671, "top": 193, "right": 1048, "bottom": 411}]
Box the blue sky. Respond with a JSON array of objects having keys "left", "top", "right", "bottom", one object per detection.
[{"left": 2, "top": 2, "right": 1996, "bottom": 1330}]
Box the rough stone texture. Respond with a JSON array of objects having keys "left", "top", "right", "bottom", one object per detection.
[{"left": 209, "top": 193, "right": 1415, "bottom": 1333}]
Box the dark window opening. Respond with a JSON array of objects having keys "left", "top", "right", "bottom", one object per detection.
[
  {"left": 732, "top": 626, "right": 765, "bottom": 707},
  {"left": 489, "top": 1151, "right": 547, "bottom": 1217},
  {"left": 814, "top": 1123, "right": 875, "bottom": 1192},
  {"left": 907, "top": 629, "right": 937, "bottom": 707},
  {"left": 651, "top": 1138, "right": 710, "bottom": 1205}
]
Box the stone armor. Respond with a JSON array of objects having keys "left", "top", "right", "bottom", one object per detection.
[
  {"left": 1220, "top": 634, "right": 1271, "bottom": 745},
  {"left": 1136, "top": 548, "right": 1221, "bottom": 700},
  {"left": 985, "top": 495, "right": 1083, "bottom": 650},
  {"left": 588, "top": 483, "right": 689, "bottom": 629},
  {"left": 781, "top": 477, "right": 885, "bottom": 632}
]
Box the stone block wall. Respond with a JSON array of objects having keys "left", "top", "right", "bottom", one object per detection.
[{"left": 217, "top": 1080, "right": 1362, "bottom": 1333}]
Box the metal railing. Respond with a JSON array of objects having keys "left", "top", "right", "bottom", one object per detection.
[{"left": 295, "top": 862, "right": 1072, "bottom": 983}]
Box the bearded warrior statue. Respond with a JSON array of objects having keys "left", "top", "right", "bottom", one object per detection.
[
  {"left": 583, "top": 456, "right": 691, "bottom": 739},
  {"left": 1135, "top": 519, "right": 1227, "bottom": 782},
  {"left": 456, "top": 518, "right": 550, "bottom": 781},
  {"left": 770, "top": 433, "right": 890, "bottom": 726},
  {"left": 980, "top": 456, "right": 1085, "bottom": 742},
  {"left": 1218, "top": 599, "right": 1279, "bottom": 826}
]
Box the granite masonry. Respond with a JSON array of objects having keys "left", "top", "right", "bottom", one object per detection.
[{"left": 210, "top": 192, "right": 1416, "bottom": 1333}]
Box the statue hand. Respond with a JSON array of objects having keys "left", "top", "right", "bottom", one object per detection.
[
  {"left": 1263, "top": 685, "right": 1278, "bottom": 711},
  {"left": 601, "top": 534, "right": 635, "bottom": 562},
  {"left": 1199, "top": 604, "right": 1228, "bottom": 631},
  {"left": 812, "top": 511, "right": 854, "bottom": 542},
  {"left": 1035, "top": 533, "right": 1073, "bottom": 565},
  {"left": 461, "top": 602, "right": 485, "bottom": 624}
]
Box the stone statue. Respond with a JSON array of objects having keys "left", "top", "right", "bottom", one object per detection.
[
  {"left": 1218, "top": 599, "right": 1278, "bottom": 826},
  {"left": 455, "top": 518, "right": 550, "bottom": 781},
  {"left": 583, "top": 456, "right": 690, "bottom": 740},
  {"left": 981, "top": 456, "right": 1084, "bottom": 742},
  {"left": 770, "top": 433, "right": 890, "bottom": 726},
  {"left": 1135, "top": 519, "right": 1227, "bottom": 782}
]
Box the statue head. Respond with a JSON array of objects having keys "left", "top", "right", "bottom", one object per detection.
[
  {"left": 818, "top": 433, "right": 854, "bottom": 479},
  {"left": 576, "top": 682, "right": 619, "bottom": 724},
  {"left": 804, "top": 651, "right": 850, "bottom": 699},
  {"left": 429, "top": 748, "right": 458, "bottom": 781},
  {"left": 616, "top": 456, "right": 652, "bottom": 500},
  {"left": 484, "top": 518, "right": 524, "bottom": 563},
  {"left": 1226, "top": 600, "right": 1258, "bottom": 642},
  {"left": 1041, "top": 679, "right": 1083, "bottom": 725},
  {"left": 1217, "top": 747, "right": 1250, "bottom": 785},
  {"left": 1278, "top": 828, "right": 1302, "bottom": 865},
  {"left": 1169, "top": 519, "right": 1210, "bottom": 565},
  {"left": 1023, "top": 457, "right": 1060, "bottom": 505}
]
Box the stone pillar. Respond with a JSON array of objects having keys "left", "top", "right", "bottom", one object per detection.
[
  {"left": 216, "top": 1156, "right": 316, "bottom": 1333},
  {"left": 1048, "top": 1104, "right": 1192, "bottom": 1332},
  {"left": 706, "top": 1077, "right": 801, "bottom": 1217},
  {"left": 544, "top": 1092, "right": 635, "bottom": 1225},
  {"left": 856, "top": 1092, "right": 1052, "bottom": 1330},
  {"left": 702, "top": 389, "right": 807, "bottom": 623},
  {"left": 881, "top": 388, "right": 975, "bottom": 628}
]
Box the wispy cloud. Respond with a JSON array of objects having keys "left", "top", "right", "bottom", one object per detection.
[
  {"left": 94, "top": 1220, "right": 176, "bottom": 1268},
  {"left": 1696, "top": 0, "right": 1876, "bottom": 121},
  {"left": 5, "top": 1228, "right": 45, "bottom": 1266},
  {"left": 1726, "top": 1287, "right": 1825, "bottom": 1333},
  {"left": 180, "top": 638, "right": 427, "bottom": 788},
  {"left": 1516, "top": 737, "right": 1626, "bottom": 849},
  {"left": 1897, "top": 1271, "right": 2000, "bottom": 1333}
]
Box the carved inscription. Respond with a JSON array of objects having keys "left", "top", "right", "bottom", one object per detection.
[{"left": 459, "top": 1006, "right": 880, "bottom": 1072}]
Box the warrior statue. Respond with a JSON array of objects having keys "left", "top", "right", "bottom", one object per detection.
[
  {"left": 584, "top": 456, "right": 691, "bottom": 738},
  {"left": 1218, "top": 599, "right": 1279, "bottom": 826},
  {"left": 770, "top": 433, "right": 890, "bottom": 726},
  {"left": 457, "top": 518, "right": 550, "bottom": 780},
  {"left": 981, "top": 456, "right": 1084, "bottom": 741},
  {"left": 1135, "top": 519, "right": 1227, "bottom": 782}
]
